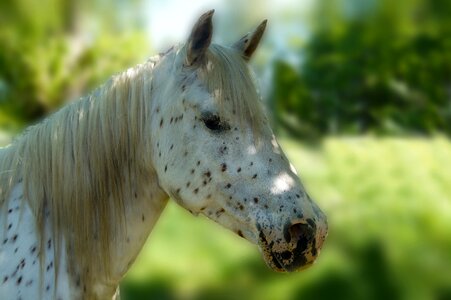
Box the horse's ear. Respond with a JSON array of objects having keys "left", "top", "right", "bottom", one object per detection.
[
  {"left": 232, "top": 20, "right": 267, "bottom": 61},
  {"left": 186, "top": 10, "right": 214, "bottom": 66}
]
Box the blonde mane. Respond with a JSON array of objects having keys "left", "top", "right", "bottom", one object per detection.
[
  {"left": 0, "top": 44, "right": 266, "bottom": 297},
  {"left": 0, "top": 56, "right": 158, "bottom": 297}
]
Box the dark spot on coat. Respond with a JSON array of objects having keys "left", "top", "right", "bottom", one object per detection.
[
  {"left": 216, "top": 208, "right": 225, "bottom": 217},
  {"left": 281, "top": 251, "right": 292, "bottom": 260},
  {"left": 253, "top": 197, "right": 259, "bottom": 203},
  {"left": 219, "top": 146, "right": 228, "bottom": 154},
  {"left": 306, "top": 218, "right": 316, "bottom": 228},
  {"left": 221, "top": 163, "right": 227, "bottom": 172},
  {"left": 19, "top": 259, "right": 25, "bottom": 269}
]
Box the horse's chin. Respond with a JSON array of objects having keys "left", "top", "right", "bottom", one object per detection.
[{"left": 259, "top": 245, "right": 286, "bottom": 272}]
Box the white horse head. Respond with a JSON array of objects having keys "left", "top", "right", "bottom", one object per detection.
[{"left": 151, "top": 10, "right": 327, "bottom": 272}]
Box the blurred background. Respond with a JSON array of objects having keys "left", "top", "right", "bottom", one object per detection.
[{"left": 1, "top": 0, "right": 450, "bottom": 299}]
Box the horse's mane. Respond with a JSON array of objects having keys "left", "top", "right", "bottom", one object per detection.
[
  {"left": 0, "top": 43, "right": 266, "bottom": 297},
  {"left": 0, "top": 55, "right": 158, "bottom": 296}
]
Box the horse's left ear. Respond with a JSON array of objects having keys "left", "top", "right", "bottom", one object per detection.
[
  {"left": 232, "top": 20, "right": 267, "bottom": 61},
  {"left": 186, "top": 10, "right": 214, "bottom": 66}
]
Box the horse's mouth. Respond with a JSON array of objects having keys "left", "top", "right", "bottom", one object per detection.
[
  {"left": 259, "top": 245, "right": 314, "bottom": 273},
  {"left": 263, "top": 249, "right": 287, "bottom": 272},
  {"left": 258, "top": 230, "right": 315, "bottom": 273}
]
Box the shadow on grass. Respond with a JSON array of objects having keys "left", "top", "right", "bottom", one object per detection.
[
  {"left": 121, "top": 278, "right": 177, "bottom": 300},
  {"left": 294, "top": 242, "right": 401, "bottom": 300},
  {"left": 120, "top": 256, "right": 274, "bottom": 300}
]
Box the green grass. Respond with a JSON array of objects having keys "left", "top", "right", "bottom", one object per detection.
[{"left": 121, "top": 136, "right": 451, "bottom": 300}]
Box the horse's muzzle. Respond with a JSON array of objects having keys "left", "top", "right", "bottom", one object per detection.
[{"left": 258, "top": 219, "right": 328, "bottom": 272}]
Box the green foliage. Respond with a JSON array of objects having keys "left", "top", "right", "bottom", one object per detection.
[
  {"left": 0, "top": 0, "right": 150, "bottom": 130},
  {"left": 121, "top": 137, "right": 451, "bottom": 300},
  {"left": 271, "top": 0, "right": 451, "bottom": 137}
]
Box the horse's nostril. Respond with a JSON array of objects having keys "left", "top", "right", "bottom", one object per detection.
[{"left": 285, "top": 222, "right": 313, "bottom": 245}]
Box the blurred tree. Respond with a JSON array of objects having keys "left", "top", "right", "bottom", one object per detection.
[
  {"left": 0, "top": 0, "right": 150, "bottom": 130},
  {"left": 271, "top": 0, "right": 451, "bottom": 137}
]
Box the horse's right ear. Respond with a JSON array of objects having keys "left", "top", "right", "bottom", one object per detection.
[{"left": 186, "top": 10, "right": 214, "bottom": 66}]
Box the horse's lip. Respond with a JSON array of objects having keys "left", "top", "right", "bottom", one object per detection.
[
  {"left": 258, "top": 243, "right": 286, "bottom": 272},
  {"left": 258, "top": 231, "right": 315, "bottom": 273},
  {"left": 257, "top": 231, "right": 287, "bottom": 272},
  {"left": 260, "top": 245, "right": 314, "bottom": 272},
  {"left": 268, "top": 250, "right": 287, "bottom": 272}
]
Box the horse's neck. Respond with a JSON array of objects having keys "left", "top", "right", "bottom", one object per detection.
[
  {"left": 102, "top": 66, "right": 170, "bottom": 285},
  {"left": 106, "top": 175, "right": 168, "bottom": 283}
]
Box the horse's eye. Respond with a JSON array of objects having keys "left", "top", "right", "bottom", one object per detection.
[{"left": 202, "top": 113, "right": 230, "bottom": 132}]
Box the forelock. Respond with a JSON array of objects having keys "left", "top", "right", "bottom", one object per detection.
[{"left": 199, "top": 44, "right": 267, "bottom": 139}]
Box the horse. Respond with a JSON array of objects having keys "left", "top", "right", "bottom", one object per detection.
[{"left": 0, "top": 10, "right": 328, "bottom": 300}]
